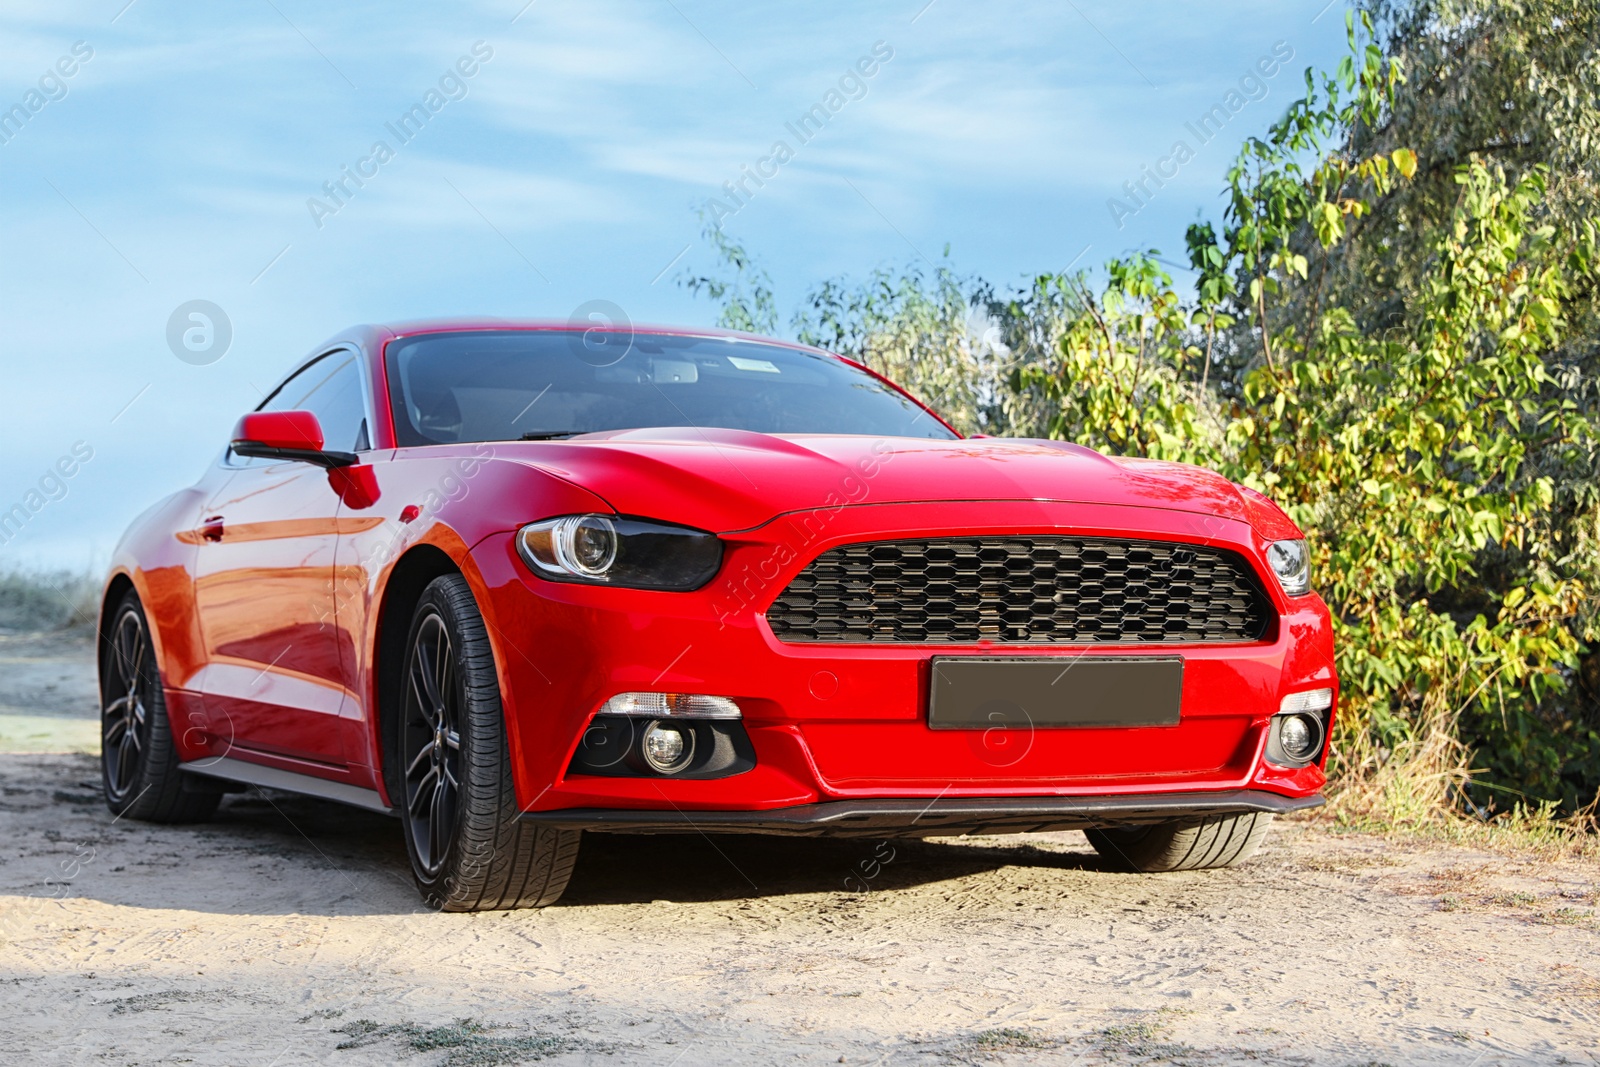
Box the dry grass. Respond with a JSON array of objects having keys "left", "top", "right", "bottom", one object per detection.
[
  {"left": 333, "top": 1018, "right": 597, "bottom": 1065},
  {"left": 1323, "top": 680, "right": 1475, "bottom": 830},
  {"left": 1309, "top": 798, "right": 1600, "bottom": 865},
  {"left": 1383, "top": 863, "right": 1600, "bottom": 929},
  {"left": 1548, "top": 964, "right": 1600, "bottom": 1008},
  {"left": 1319, "top": 675, "right": 1600, "bottom": 861},
  {"left": 0, "top": 569, "right": 98, "bottom": 634}
]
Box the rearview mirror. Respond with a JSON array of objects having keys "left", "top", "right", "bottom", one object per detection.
[{"left": 231, "top": 411, "right": 356, "bottom": 468}]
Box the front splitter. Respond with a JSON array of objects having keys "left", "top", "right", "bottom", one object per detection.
[{"left": 520, "top": 788, "right": 1322, "bottom": 837}]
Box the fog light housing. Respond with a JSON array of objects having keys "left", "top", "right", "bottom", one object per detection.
[
  {"left": 570, "top": 715, "right": 757, "bottom": 780},
  {"left": 1266, "top": 708, "right": 1327, "bottom": 768},
  {"left": 640, "top": 720, "right": 695, "bottom": 774}
]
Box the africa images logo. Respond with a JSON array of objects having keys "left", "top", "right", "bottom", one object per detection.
[
  {"left": 702, "top": 41, "right": 895, "bottom": 229},
  {"left": 307, "top": 41, "right": 495, "bottom": 230},
  {"left": 165, "top": 300, "right": 232, "bottom": 365},
  {"left": 0, "top": 41, "right": 93, "bottom": 147},
  {"left": 1106, "top": 40, "right": 1295, "bottom": 229}
]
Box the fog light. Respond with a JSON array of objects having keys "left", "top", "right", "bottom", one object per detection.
[
  {"left": 600, "top": 692, "right": 741, "bottom": 719},
  {"left": 641, "top": 721, "right": 694, "bottom": 774},
  {"left": 1279, "top": 715, "right": 1316, "bottom": 760}
]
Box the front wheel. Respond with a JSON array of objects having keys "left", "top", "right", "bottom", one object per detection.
[
  {"left": 398, "top": 575, "right": 580, "bottom": 910},
  {"left": 1086, "top": 812, "right": 1273, "bottom": 872},
  {"left": 100, "top": 592, "right": 220, "bottom": 823}
]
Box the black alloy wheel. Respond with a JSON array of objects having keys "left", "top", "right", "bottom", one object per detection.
[
  {"left": 102, "top": 606, "right": 151, "bottom": 804},
  {"left": 401, "top": 611, "right": 463, "bottom": 877},
  {"left": 99, "top": 592, "right": 220, "bottom": 822},
  {"left": 396, "top": 575, "right": 580, "bottom": 910}
]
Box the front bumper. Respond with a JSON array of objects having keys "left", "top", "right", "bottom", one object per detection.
[
  {"left": 520, "top": 788, "right": 1323, "bottom": 836},
  {"left": 470, "top": 499, "right": 1339, "bottom": 818}
]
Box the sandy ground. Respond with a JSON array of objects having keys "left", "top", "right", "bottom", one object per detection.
[
  {"left": 1, "top": 629, "right": 1597, "bottom": 1066},
  {"left": 0, "top": 630, "right": 101, "bottom": 754}
]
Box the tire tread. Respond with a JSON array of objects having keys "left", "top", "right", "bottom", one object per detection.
[
  {"left": 1086, "top": 812, "right": 1272, "bottom": 872},
  {"left": 410, "top": 575, "right": 580, "bottom": 911}
]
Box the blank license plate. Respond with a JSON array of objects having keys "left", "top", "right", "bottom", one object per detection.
[{"left": 927, "top": 656, "right": 1183, "bottom": 730}]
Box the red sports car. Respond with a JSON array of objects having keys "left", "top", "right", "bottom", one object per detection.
[{"left": 100, "top": 319, "right": 1337, "bottom": 910}]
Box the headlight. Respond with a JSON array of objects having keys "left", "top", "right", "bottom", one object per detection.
[
  {"left": 516, "top": 514, "right": 722, "bottom": 590},
  {"left": 1265, "top": 538, "right": 1311, "bottom": 596}
]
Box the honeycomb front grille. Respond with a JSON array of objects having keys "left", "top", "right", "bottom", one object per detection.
[{"left": 767, "top": 537, "right": 1274, "bottom": 645}]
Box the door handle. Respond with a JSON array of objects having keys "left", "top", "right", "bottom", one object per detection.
[{"left": 200, "top": 516, "right": 225, "bottom": 542}]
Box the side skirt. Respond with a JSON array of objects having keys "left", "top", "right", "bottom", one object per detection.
[{"left": 180, "top": 756, "right": 394, "bottom": 815}]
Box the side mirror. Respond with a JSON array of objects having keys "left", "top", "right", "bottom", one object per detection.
[{"left": 231, "top": 411, "right": 356, "bottom": 468}]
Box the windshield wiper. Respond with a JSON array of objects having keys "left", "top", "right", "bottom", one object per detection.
[{"left": 517, "top": 430, "right": 584, "bottom": 441}]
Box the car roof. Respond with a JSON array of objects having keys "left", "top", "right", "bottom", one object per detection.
[{"left": 363, "top": 317, "right": 834, "bottom": 357}]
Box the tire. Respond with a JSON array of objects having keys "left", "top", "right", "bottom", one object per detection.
[
  {"left": 398, "top": 574, "right": 581, "bottom": 911},
  {"left": 100, "top": 592, "right": 221, "bottom": 823},
  {"left": 1086, "top": 812, "right": 1273, "bottom": 872}
]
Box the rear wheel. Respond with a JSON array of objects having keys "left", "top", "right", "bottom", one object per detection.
[
  {"left": 1086, "top": 812, "right": 1272, "bottom": 872},
  {"left": 100, "top": 592, "right": 220, "bottom": 823},
  {"left": 399, "top": 575, "right": 580, "bottom": 910}
]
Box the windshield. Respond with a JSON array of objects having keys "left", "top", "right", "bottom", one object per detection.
[{"left": 384, "top": 330, "right": 956, "bottom": 446}]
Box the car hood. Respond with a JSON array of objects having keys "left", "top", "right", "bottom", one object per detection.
[{"left": 504, "top": 428, "right": 1250, "bottom": 533}]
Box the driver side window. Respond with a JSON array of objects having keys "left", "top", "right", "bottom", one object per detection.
[{"left": 260, "top": 351, "right": 370, "bottom": 452}]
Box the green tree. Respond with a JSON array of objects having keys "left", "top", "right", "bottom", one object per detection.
[
  {"left": 1348, "top": 0, "right": 1600, "bottom": 806},
  {"left": 680, "top": 212, "right": 779, "bottom": 337},
  {"left": 1021, "top": 12, "right": 1596, "bottom": 811},
  {"left": 793, "top": 256, "right": 1024, "bottom": 437}
]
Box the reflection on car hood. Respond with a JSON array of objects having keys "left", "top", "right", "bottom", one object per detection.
[{"left": 507, "top": 427, "right": 1250, "bottom": 533}]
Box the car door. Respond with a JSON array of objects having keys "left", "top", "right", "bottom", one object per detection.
[{"left": 191, "top": 349, "right": 373, "bottom": 768}]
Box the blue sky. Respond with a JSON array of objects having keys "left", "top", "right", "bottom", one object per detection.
[{"left": 0, "top": 0, "right": 1353, "bottom": 572}]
